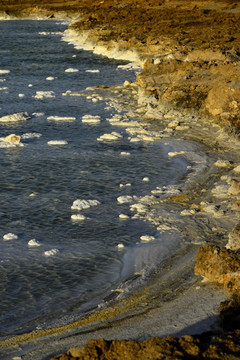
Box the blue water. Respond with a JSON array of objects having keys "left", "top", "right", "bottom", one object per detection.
[{"left": 0, "top": 20, "right": 187, "bottom": 335}]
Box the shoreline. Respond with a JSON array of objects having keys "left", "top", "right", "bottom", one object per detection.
[{"left": 0, "top": 1, "right": 240, "bottom": 358}]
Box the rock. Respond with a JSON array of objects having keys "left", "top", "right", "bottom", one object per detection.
[
  {"left": 218, "top": 292, "right": 240, "bottom": 331},
  {"left": 194, "top": 245, "right": 240, "bottom": 292}
]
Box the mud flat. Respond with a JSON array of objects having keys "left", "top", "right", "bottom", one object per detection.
[{"left": 0, "top": 0, "right": 240, "bottom": 359}]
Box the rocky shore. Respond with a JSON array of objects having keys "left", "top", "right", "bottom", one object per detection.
[{"left": 0, "top": 0, "right": 240, "bottom": 359}]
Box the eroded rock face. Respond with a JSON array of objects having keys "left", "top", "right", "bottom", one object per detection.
[
  {"left": 195, "top": 245, "right": 240, "bottom": 292},
  {"left": 51, "top": 332, "right": 240, "bottom": 360}
]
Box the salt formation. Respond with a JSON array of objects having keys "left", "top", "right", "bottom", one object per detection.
[
  {"left": 0, "top": 69, "right": 10, "bottom": 74},
  {"left": 71, "top": 199, "right": 101, "bottom": 211},
  {"left": 21, "top": 133, "right": 42, "bottom": 139},
  {"left": 46, "top": 76, "right": 55, "bottom": 80},
  {"left": 65, "top": 68, "right": 79, "bottom": 73},
  {"left": 119, "top": 214, "right": 129, "bottom": 219},
  {"left": 3, "top": 233, "right": 18, "bottom": 241},
  {"left": 71, "top": 214, "right": 87, "bottom": 221},
  {"left": 47, "top": 140, "right": 68, "bottom": 146},
  {"left": 120, "top": 151, "right": 131, "bottom": 156},
  {"left": 44, "top": 249, "right": 59, "bottom": 257},
  {"left": 4, "top": 134, "right": 21, "bottom": 144},
  {"left": 47, "top": 116, "right": 76, "bottom": 121},
  {"left": 28, "top": 239, "right": 41, "bottom": 247},
  {"left": 82, "top": 114, "right": 101, "bottom": 124},
  {"left": 86, "top": 69, "right": 100, "bottom": 73},
  {"left": 140, "top": 235, "right": 155, "bottom": 242},
  {"left": 117, "top": 195, "right": 133, "bottom": 204},
  {"left": 0, "top": 112, "right": 30, "bottom": 122},
  {"left": 33, "top": 91, "right": 55, "bottom": 99},
  {"left": 97, "top": 132, "right": 123, "bottom": 142}
]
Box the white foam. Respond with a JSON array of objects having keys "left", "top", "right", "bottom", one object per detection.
[
  {"left": 71, "top": 199, "right": 101, "bottom": 211},
  {"left": 47, "top": 116, "right": 76, "bottom": 121},
  {"left": 3, "top": 233, "right": 18, "bottom": 241},
  {"left": 0, "top": 70, "right": 10, "bottom": 75},
  {"left": 86, "top": 69, "right": 100, "bottom": 73},
  {"left": 0, "top": 112, "right": 30, "bottom": 123},
  {"left": 21, "top": 132, "right": 42, "bottom": 139},
  {"left": 44, "top": 249, "right": 59, "bottom": 257},
  {"left": 65, "top": 68, "right": 79, "bottom": 73},
  {"left": 71, "top": 214, "right": 87, "bottom": 221},
  {"left": 97, "top": 132, "right": 123, "bottom": 142},
  {"left": 46, "top": 76, "right": 55, "bottom": 81},
  {"left": 120, "top": 151, "right": 131, "bottom": 156},
  {"left": 33, "top": 91, "right": 55, "bottom": 99},
  {"left": 117, "top": 195, "right": 133, "bottom": 204},
  {"left": 82, "top": 114, "right": 101, "bottom": 124},
  {"left": 28, "top": 239, "right": 41, "bottom": 247},
  {"left": 48, "top": 140, "right": 68, "bottom": 146},
  {"left": 140, "top": 235, "right": 155, "bottom": 242}
]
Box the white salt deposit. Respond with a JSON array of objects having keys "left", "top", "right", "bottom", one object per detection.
[
  {"left": 0, "top": 112, "right": 30, "bottom": 123},
  {"left": 143, "top": 177, "right": 150, "bottom": 182},
  {"left": 0, "top": 87, "right": 8, "bottom": 91},
  {"left": 71, "top": 214, "right": 87, "bottom": 221},
  {"left": 117, "top": 243, "right": 125, "bottom": 249},
  {"left": 0, "top": 69, "right": 10, "bottom": 74},
  {"left": 0, "top": 78, "right": 6, "bottom": 82},
  {"left": 47, "top": 140, "right": 68, "bottom": 146},
  {"left": 120, "top": 151, "right": 131, "bottom": 156},
  {"left": 233, "top": 165, "right": 240, "bottom": 173},
  {"left": 47, "top": 116, "right": 76, "bottom": 121},
  {"left": 140, "top": 235, "right": 155, "bottom": 242},
  {"left": 97, "top": 132, "right": 123, "bottom": 142},
  {"left": 21, "top": 133, "right": 42, "bottom": 139},
  {"left": 18, "top": 93, "right": 25, "bottom": 98},
  {"left": 32, "top": 112, "right": 45, "bottom": 117},
  {"left": 46, "top": 76, "right": 55, "bottom": 81},
  {"left": 33, "top": 91, "right": 55, "bottom": 99},
  {"left": 82, "top": 114, "right": 101, "bottom": 124},
  {"left": 92, "top": 98, "right": 98, "bottom": 103},
  {"left": 214, "top": 160, "right": 232, "bottom": 167},
  {"left": 86, "top": 69, "right": 100, "bottom": 73},
  {"left": 119, "top": 214, "right": 129, "bottom": 220},
  {"left": 28, "top": 239, "right": 41, "bottom": 247},
  {"left": 120, "top": 183, "right": 131, "bottom": 188},
  {"left": 168, "top": 151, "right": 186, "bottom": 157},
  {"left": 71, "top": 199, "right": 101, "bottom": 211},
  {"left": 44, "top": 249, "right": 59, "bottom": 257},
  {"left": 117, "top": 195, "right": 133, "bottom": 204},
  {"left": 180, "top": 209, "right": 196, "bottom": 216},
  {"left": 130, "top": 203, "right": 147, "bottom": 214},
  {"left": 65, "top": 68, "right": 79, "bottom": 73},
  {"left": 28, "top": 84, "right": 33, "bottom": 87},
  {"left": 3, "top": 233, "right": 18, "bottom": 241}
]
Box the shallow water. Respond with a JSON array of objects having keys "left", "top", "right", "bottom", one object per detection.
[{"left": 0, "top": 20, "right": 187, "bottom": 335}]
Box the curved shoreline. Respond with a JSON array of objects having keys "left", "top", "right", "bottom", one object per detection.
[{"left": 0, "top": 1, "right": 240, "bottom": 359}]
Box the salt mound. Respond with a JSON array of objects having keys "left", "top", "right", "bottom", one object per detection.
[
  {"left": 4, "top": 134, "right": 21, "bottom": 144},
  {"left": 0, "top": 70, "right": 10, "bottom": 74},
  {"left": 71, "top": 214, "right": 87, "bottom": 221},
  {"left": 46, "top": 76, "right": 55, "bottom": 81},
  {"left": 32, "top": 112, "right": 45, "bottom": 117},
  {"left": 120, "top": 151, "right": 131, "bottom": 156},
  {"left": 71, "top": 199, "right": 101, "bottom": 211},
  {"left": 33, "top": 91, "right": 55, "bottom": 99},
  {"left": 117, "top": 195, "right": 133, "bottom": 204},
  {"left": 86, "top": 69, "right": 100, "bottom": 73},
  {"left": 65, "top": 68, "right": 79, "bottom": 73},
  {"left": 97, "top": 132, "right": 123, "bottom": 142},
  {"left": 28, "top": 239, "right": 41, "bottom": 247},
  {"left": 3, "top": 233, "right": 18, "bottom": 241},
  {"left": 44, "top": 249, "right": 59, "bottom": 257},
  {"left": 0, "top": 112, "right": 30, "bottom": 123},
  {"left": 140, "top": 235, "right": 155, "bottom": 242},
  {"left": 82, "top": 114, "right": 101, "bottom": 124},
  {"left": 47, "top": 116, "right": 76, "bottom": 121},
  {"left": 48, "top": 140, "right": 68, "bottom": 146},
  {"left": 18, "top": 93, "right": 25, "bottom": 98},
  {"left": 21, "top": 133, "right": 42, "bottom": 139},
  {"left": 119, "top": 214, "right": 129, "bottom": 220}
]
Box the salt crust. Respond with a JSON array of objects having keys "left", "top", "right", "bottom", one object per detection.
[
  {"left": 117, "top": 195, "right": 133, "bottom": 204},
  {"left": 71, "top": 199, "right": 101, "bottom": 211},
  {"left": 21, "top": 133, "right": 42, "bottom": 139},
  {"left": 71, "top": 214, "right": 87, "bottom": 221},
  {"left": 48, "top": 140, "right": 68, "bottom": 146},
  {"left": 120, "top": 183, "right": 131, "bottom": 188},
  {"left": 0, "top": 134, "right": 23, "bottom": 147},
  {"left": 33, "top": 91, "right": 55, "bottom": 99},
  {"left": 233, "top": 165, "right": 240, "bottom": 173},
  {"left": 119, "top": 214, "right": 129, "bottom": 220},
  {"left": 47, "top": 116, "right": 76, "bottom": 121},
  {"left": 32, "top": 112, "right": 45, "bottom": 117},
  {"left": 82, "top": 114, "right": 101, "bottom": 124},
  {"left": 117, "top": 243, "right": 125, "bottom": 249},
  {"left": 65, "top": 68, "right": 79, "bottom": 73},
  {"left": 140, "top": 235, "right": 155, "bottom": 242},
  {"left": 0, "top": 112, "right": 30, "bottom": 123},
  {"left": 168, "top": 151, "right": 186, "bottom": 157},
  {"left": 97, "top": 132, "right": 123, "bottom": 142},
  {"left": 214, "top": 160, "right": 232, "bottom": 167},
  {"left": 120, "top": 151, "right": 131, "bottom": 156},
  {"left": 44, "top": 249, "right": 59, "bottom": 257},
  {"left": 86, "top": 69, "right": 100, "bottom": 73},
  {"left": 28, "top": 239, "right": 41, "bottom": 247},
  {"left": 0, "top": 69, "right": 10, "bottom": 74},
  {"left": 3, "top": 233, "right": 18, "bottom": 241},
  {"left": 46, "top": 76, "right": 55, "bottom": 81}
]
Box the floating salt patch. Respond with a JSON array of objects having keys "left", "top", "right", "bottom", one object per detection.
[
  {"left": 143, "top": 177, "right": 150, "bottom": 182},
  {"left": 130, "top": 203, "right": 147, "bottom": 213},
  {"left": 120, "top": 151, "right": 131, "bottom": 156},
  {"left": 21, "top": 132, "right": 42, "bottom": 139},
  {"left": 129, "top": 137, "right": 141, "bottom": 142},
  {"left": 0, "top": 87, "right": 8, "bottom": 91},
  {"left": 62, "top": 90, "right": 72, "bottom": 96},
  {"left": 92, "top": 98, "right": 98, "bottom": 103},
  {"left": 65, "top": 68, "right": 79, "bottom": 73},
  {"left": 119, "top": 214, "right": 129, "bottom": 220},
  {"left": 117, "top": 62, "right": 140, "bottom": 71},
  {"left": 0, "top": 69, "right": 10, "bottom": 74},
  {"left": 97, "top": 132, "right": 123, "bottom": 142},
  {"left": 180, "top": 209, "right": 196, "bottom": 216},
  {"left": 44, "top": 249, "right": 59, "bottom": 257},
  {"left": 117, "top": 195, "right": 133, "bottom": 204},
  {"left": 48, "top": 140, "right": 68, "bottom": 146},
  {"left": 33, "top": 91, "right": 55, "bottom": 99},
  {"left": 3, "top": 233, "right": 18, "bottom": 241},
  {"left": 28, "top": 239, "right": 41, "bottom": 247},
  {"left": 28, "top": 84, "right": 33, "bottom": 87},
  {"left": 71, "top": 214, "right": 87, "bottom": 221},
  {"left": 117, "top": 243, "right": 124, "bottom": 249},
  {"left": 71, "top": 199, "right": 101, "bottom": 211},
  {"left": 47, "top": 116, "right": 76, "bottom": 121},
  {"left": 86, "top": 69, "right": 100, "bottom": 73},
  {"left": 18, "top": 93, "right": 25, "bottom": 98},
  {"left": 168, "top": 151, "right": 185, "bottom": 157},
  {"left": 72, "top": 54, "right": 77, "bottom": 58},
  {"left": 120, "top": 183, "right": 131, "bottom": 188},
  {"left": 46, "top": 76, "right": 55, "bottom": 81},
  {"left": 82, "top": 114, "right": 101, "bottom": 124},
  {"left": 214, "top": 160, "right": 232, "bottom": 168},
  {"left": 140, "top": 235, "right": 155, "bottom": 242},
  {"left": 0, "top": 112, "right": 30, "bottom": 123},
  {"left": 32, "top": 112, "right": 45, "bottom": 117}
]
